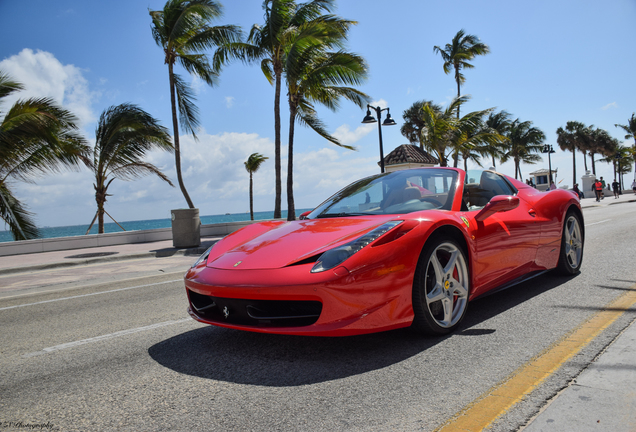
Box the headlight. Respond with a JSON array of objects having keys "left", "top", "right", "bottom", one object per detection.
[
  {"left": 192, "top": 246, "right": 214, "bottom": 267},
  {"left": 311, "top": 220, "right": 403, "bottom": 273}
]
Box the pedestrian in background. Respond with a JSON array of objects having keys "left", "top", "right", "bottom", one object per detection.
[
  {"left": 594, "top": 179, "right": 603, "bottom": 202},
  {"left": 612, "top": 179, "right": 620, "bottom": 198},
  {"left": 573, "top": 183, "right": 583, "bottom": 199},
  {"left": 632, "top": 179, "right": 636, "bottom": 194},
  {"left": 600, "top": 176, "right": 606, "bottom": 199}
]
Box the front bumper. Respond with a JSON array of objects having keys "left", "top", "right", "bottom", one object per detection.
[{"left": 184, "top": 260, "right": 415, "bottom": 336}]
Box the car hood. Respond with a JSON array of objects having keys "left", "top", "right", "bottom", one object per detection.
[{"left": 207, "top": 216, "right": 401, "bottom": 270}]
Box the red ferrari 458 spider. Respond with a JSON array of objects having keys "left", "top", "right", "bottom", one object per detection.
[{"left": 185, "top": 167, "right": 584, "bottom": 336}]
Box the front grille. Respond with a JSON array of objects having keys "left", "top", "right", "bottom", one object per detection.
[{"left": 188, "top": 289, "right": 322, "bottom": 327}]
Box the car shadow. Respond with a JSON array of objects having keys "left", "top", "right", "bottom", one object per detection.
[
  {"left": 150, "top": 239, "right": 219, "bottom": 257},
  {"left": 148, "top": 272, "right": 574, "bottom": 386}
]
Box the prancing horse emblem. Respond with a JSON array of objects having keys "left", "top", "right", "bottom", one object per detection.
[
  {"left": 233, "top": 261, "right": 242, "bottom": 267},
  {"left": 223, "top": 306, "right": 230, "bottom": 319},
  {"left": 460, "top": 216, "right": 470, "bottom": 228}
]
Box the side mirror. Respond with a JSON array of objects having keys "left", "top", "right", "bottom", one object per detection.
[
  {"left": 475, "top": 196, "right": 520, "bottom": 222},
  {"left": 299, "top": 211, "right": 311, "bottom": 220}
]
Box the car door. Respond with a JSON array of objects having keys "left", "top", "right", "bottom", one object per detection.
[{"left": 462, "top": 171, "right": 540, "bottom": 297}]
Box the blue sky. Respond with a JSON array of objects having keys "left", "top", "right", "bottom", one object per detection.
[{"left": 1, "top": 0, "right": 634, "bottom": 228}]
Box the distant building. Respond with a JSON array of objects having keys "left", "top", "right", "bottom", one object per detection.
[
  {"left": 529, "top": 168, "right": 557, "bottom": 191},
  {"left": 381, "top": 144, "right": 439, "bottom": 172}
]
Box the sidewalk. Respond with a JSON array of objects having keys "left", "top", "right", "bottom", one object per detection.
[
  {"left": 521, "top": 321, "right": 636, "bottom": 431},
  {"left": 0, "top": 236, "right": 221, "bottom": 275}
]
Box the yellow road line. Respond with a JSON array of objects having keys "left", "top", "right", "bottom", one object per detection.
[{"left": 436, "top": 286, "right": 636, "bottom": 432}]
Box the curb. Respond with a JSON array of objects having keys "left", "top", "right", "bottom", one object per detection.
[
  {"left": 579, "top": 197, "right": 636, "bottom": 209},
  {"left": 0, "top": 245, "right": 210, "bottom": 276}
]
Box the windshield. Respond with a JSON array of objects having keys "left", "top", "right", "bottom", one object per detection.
[{"left": 307, "top": 168, "right": 459, "bottom": 218}]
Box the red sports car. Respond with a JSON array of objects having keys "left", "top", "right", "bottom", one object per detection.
[{"left": 185, "top": 168, "right": 584, "bottom": 336}]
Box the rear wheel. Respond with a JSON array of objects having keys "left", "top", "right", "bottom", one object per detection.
[
  {"left": 412, "top": 236, "right": 469, "bottom": 335},
  {"left": 556, "top": 211, "right": 584, "bottom": 275}
]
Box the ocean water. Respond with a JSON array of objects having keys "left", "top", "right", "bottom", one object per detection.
[{"left": 0, "top": 209, "right": 312, "bottom": 243}]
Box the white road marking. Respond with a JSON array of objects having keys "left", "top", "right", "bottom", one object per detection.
[
  {"left": 0, "top": 280, "right": 182, "bottom": 311},
  {"left": 586, "top": 219, "right": 612, "bottom": 226},
  {"left": 23, "top": 318, "right": 192, "bottom": 358}
]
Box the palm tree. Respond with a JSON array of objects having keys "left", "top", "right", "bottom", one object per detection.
[
  {"left": 400, "top": 100, "right": 439, "bottom": 149},
  {"left": 588, "top": 128, "right": 616, "bottom": 176},
  {"left": 414, "top": 96, "right": 501, "bottom": 170},
  {"left": 556, "top": 121, "right": 587, "bottom": 186},
  {"left": 501, "top": 119, "right": 545, "bottom": 180},
  {"left": 217, "top": 0, "right": 352, "bottom": 219},
  {"left": 285, "top": 45, "right": 369, "bottom": 220},
  {"left": 419, "top": 97, "right": 467, "bottom": 167},
  {"left": 0, "top": 71, "right": 90, "bottom": 240},
  {"left": 448, "top": 107, "right": 504, "bottom": 171},
  {"left": 87, "top": 104, "right": 174, "bottom": 234},
  {"left": 244, "top": 153, "right": 268, "bottom": 220},
  {"left": 615, "top": 113, "right": 636, "bottom": 177},
  {"left": 598, "top": 139, "right": 631, "bottom": 189},
  {"left": 149, "top": 0, "right": 242, "bottom": 209},
  {"left": 433, "top": 29, "right": 490, "bottom": 117},
  {"left": 484, "top": 110, "right": 512, "bottom": 168}
]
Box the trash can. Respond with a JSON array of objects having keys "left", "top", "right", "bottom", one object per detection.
[{"left": 171, "top": 208, "right": 200, "bottom": 248}]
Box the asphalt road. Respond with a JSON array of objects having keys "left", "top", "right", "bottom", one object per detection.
[{"left": 1, "top": 202, "right": 636, "bottom": 432}]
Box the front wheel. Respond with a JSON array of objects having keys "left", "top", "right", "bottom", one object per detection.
[
  {"left": 412, "top": 236, "right": 469, "bottom": 335},
  {"left": 556, "top": 211, "right": 584, "bottom": 275}
]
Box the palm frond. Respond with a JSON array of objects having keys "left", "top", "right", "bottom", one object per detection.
[
  {"left": 1, "top": 97, "right": 90, "bottom": 183},
  {"left": 109, "top": 161, "right": 175, "bottom": 185},
  {"left": 177, "top": 53, "right": 219, "bottom": 86},
  {"left": 297, "top": 109, "right": 354, "bottom": 150},
  {"left": 244, "top": 152, "right": 268, "bottom": 174},
  {"left": 0, "top": 71, "right": 25, "bottom": 100},
  {"left": 172, "top": 73, "right": 201, "bottom": 137},
  {"left": 292, "top": 0, "right": 336, "bottom": 25},
  {"left": 0, "top": 184, "right": 39, "bottom": 240},
  {"left": 94, "top": 103, "right": 173, "bottom": 177}
]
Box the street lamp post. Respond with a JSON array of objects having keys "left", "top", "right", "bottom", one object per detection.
[
  {"left": 542, "top": 144, "right": 556, "bottom": 184},
  {"left": 362, "top": 104, "right": 396, "bottom": 173}
]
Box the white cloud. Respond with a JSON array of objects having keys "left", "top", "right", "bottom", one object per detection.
[
  {"left": 0, "top": 48, "right": 97, "bottom": 129},
  {"left": 190, "top": 76, "right": 205, "bottom": 95},
  {"left": 332, "top": 123, "right": 375, "bottom": 146},
  {"left": 225, "top": 96, "right": 235, "bottom": 108},
  {"left": 370, "top": 98, "right": 389, "bottom": 109},
  {"left": 601, "top": 102, "right": 618, "bottom": 110}
]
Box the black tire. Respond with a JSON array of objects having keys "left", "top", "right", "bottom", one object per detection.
[
  {"left": 412, "top": 236, "right": 470, "bottom": 335},
  {"left": 555, "top": 210, "right": 584, "bottom": 275}
]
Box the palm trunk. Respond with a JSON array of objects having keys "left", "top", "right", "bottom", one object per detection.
[
  {"left": 455, "top": 67, "right": 461, "bottom": 119},
  {"left": 273, "top": 67, "right": 282, "bottom": 219},
  {"left": 96, "top": 190, "right": 106, "bottom": 234},
  {"left": 287, "top": 103, "right": 296, "bottom": 221},
  {"left": 590, "top": 151, "right": 596, "bottom": 175},
  {"left": 249, "top": 173, "right": 254, "bottom": 221},
  {"left": 572, "top": 150, "right": 576, "bottom": 187},
  {"left": 168, "top": 63, "right": 194, "bottom": 209},
  {"left": 582, "top": 150, "right": 588, "bottom": 172},
  {"left": 633, "top": 140, "right": 636, "bottom": 178}
]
